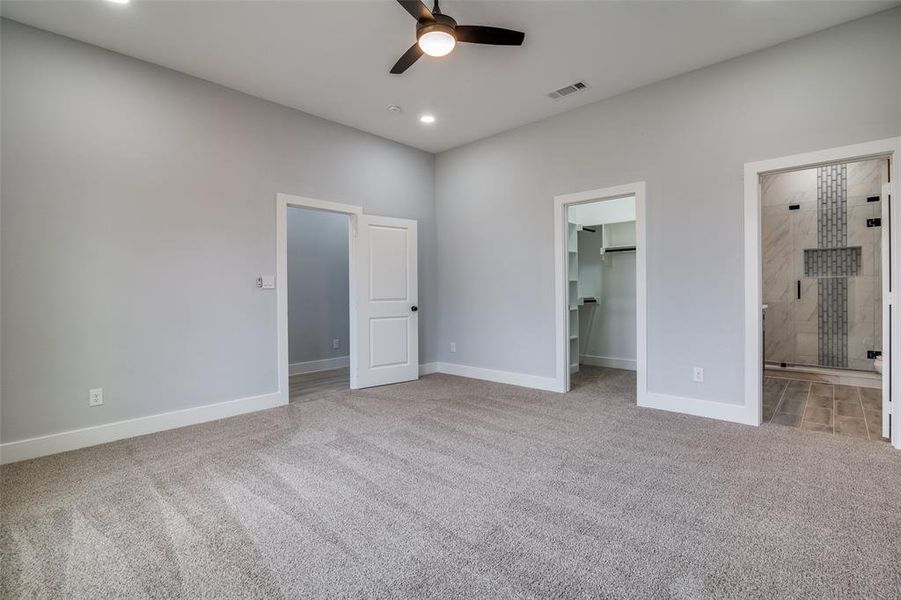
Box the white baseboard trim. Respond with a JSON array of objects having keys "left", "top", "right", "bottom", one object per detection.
[
  {"left": 289, "top": 356, "right": 349, "bottom": 375},
  {"left": 435, "top": 362, "right": 562, "bottom": 392},
  {"left": 579, "top": 354, "right": 637, "bottom": 371},
  {"left": 638, "top": 391, "right": 757, "bottom": 426},
  {"left": 0, "top": 391, "right": 286, "bottom": 465},
  {"left": 1, "top": 365, "right": 756, "bottom": 464},
  {"left": 419, "top": 362, "right": 439, "bottom": 376}
]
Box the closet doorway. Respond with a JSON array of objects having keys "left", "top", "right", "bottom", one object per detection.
[
  {"left": 285, "top": 204, "right": 352, "bottom": 401},
  {"left": 553, "top": 182, "right": 647, "bottom": 398}
]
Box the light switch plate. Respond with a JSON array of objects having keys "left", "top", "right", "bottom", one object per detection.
[{"left": 257, "top": 275, "right": 276, "bottom": 289}]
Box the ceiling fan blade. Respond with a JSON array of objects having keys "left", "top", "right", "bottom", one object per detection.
[
  {"left": 397, "top": 0, "right": 434, "bottom": 22},
  {"left": 455, "top": 25, "right": 525, "bottom": 46},
  {"left": 390, "top": 43, "right": 424, "bottom": 74}
]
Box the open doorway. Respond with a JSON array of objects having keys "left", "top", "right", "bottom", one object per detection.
[
  {"left": 760, "top": 158, "right": 889, "bottom": 440},
  {"left": 745, "top": 137, "right": 900, "bottom": 449},
  {"left": 286, "top": 205, "right": 351, "bottom": 402},
  {"left": 276, "top": 193, "right": 421, "bottom": 404},
  {"left": 554, "top": 182, "right": 647, "bottom": 399},
  {"left": 567, "top": 197, "right": 638, "bottom": 383}
]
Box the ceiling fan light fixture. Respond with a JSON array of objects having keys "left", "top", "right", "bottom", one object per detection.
[
  {"left": 390, "top": 0, "right": 524, "bottom": 74},
  {"left": 417, "top": 24, "right": 456, "bottom": 57}
]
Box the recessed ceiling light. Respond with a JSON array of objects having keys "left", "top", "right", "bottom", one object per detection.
[
  {"left": 387, "top": 105, "right": 402, "bottom": 114},
  {"left": 419, "top": 114, "right": 436, "bottom": 124},
  {"left": 106, "top": 0, "right": 130, "bottom": 4}
]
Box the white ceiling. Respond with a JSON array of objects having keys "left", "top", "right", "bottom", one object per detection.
[{"left": 2, "top": 0, "right": 897, "bottom": 153}]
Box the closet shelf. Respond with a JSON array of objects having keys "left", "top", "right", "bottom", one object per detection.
[{"left": 601, "top": 245, "right": 636, "bottom": 254}]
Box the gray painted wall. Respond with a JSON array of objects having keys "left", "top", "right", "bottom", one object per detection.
[
  {"left": 287, "top": 207, "right": 349, "bottom": 365},
  {"left": 0, "top": 20, "right": 436, "bottom": 442},
  {"left": 2, "top": 10, "right": 900, "bottom": 444},
  {"left": 434, "top": 9, "right": 901, "bottom": 403}
]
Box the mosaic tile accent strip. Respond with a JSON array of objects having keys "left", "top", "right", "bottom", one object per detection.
[
  {"left": 804, "top": 246, "right": 862, "bottom": 278},
  {"left": 818, "top": 277, "right": 848, "bottom": 367},
  {"left": 815, "top": 163, "right": 850, "bottom": 368},
  {"left": 817, "top": 164, "right": 847, "bottom": 249}
]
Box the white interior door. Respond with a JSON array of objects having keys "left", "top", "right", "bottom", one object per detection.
[
  {"left": 352, "top": 214, "right": 419, "bottom": 389},
  {"left": 882, "top": 181, "right": 892, "bottom": 439}
]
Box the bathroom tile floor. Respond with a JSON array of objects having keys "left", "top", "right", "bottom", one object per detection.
[{"left": 763, "top": 377, "right": 886, "bottom": 442}]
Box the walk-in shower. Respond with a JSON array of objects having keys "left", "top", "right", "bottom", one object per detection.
[{"left": 761, "top": 158, "right": 888, "bottom": 376}]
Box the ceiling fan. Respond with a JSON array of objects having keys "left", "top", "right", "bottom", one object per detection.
[{"left": 390, "top": 0, "right": 525, "bottom": 74}]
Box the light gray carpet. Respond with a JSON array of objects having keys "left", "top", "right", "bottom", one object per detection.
[{"left": 2, "top": 367, "right": 901, "bottom": 599}]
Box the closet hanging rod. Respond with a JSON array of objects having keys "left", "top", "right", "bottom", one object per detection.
[{"left": 602, "top": 246, "right": 636, "bottom": 254}]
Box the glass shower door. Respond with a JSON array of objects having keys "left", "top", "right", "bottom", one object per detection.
[
  {"left": 793, "top": 201, "right": 818, "bottom": 367},
  {"left": 762, "top": 200, "right": 799, "bottom": 366},
  {"left": 763, "top": 159, "right": 886, "bottom": 372}
]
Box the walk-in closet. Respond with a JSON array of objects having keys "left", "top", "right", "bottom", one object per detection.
[{"left": 567, "top": 197, "right": 638, "bottom": 373}]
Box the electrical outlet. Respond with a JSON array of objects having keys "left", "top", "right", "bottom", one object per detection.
[
  {"left": 89, "top": 388, "right": 104, "bottom": 407},
  {"left": 692, "top": 367, "right": 704, "bottom": 383},
  {"left": 449, "top": 342, "right": 456, "bottom": 353},
  {"left": 333, "top": 338, "right": 340, "bottom": 349}
]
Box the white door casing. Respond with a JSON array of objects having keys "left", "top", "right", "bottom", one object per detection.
[
  {"left": 882, "top": 181, "right": 892, "bottom": 439},
  {"left": 353, "top": 214, "right": 419, "bottom": 388},
  {"left": 553, "top": 182, "right": 647, "bottom": 400},
  {"left": 276, "top": 193, "right": 361, "bottom": 403}
]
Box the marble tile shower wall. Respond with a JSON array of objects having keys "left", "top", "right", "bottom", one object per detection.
[
  {"left": 762, "top": 158, "right": 886, "bottom": 372},
  {"left": 847, "top": 159, "right": 885, "bottom": 371}
]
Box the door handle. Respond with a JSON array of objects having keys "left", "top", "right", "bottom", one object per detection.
[{"left": 411, "top": 306, "right": 418, "bottom": 312}]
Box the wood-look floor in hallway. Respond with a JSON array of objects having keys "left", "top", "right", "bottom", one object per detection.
[{"left": 289, "top": 367, "right": 349, "bottom": 402}]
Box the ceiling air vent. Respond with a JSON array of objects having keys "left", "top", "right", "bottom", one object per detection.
[{"left": 548, "top": 80, "right": 589, "bottom": 100}]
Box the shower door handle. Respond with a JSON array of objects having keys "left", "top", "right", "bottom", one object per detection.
[{"left": 797, "top": 280, "right": 801, "bottom": 300}]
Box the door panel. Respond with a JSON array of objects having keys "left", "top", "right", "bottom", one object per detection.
[
  {"left": 353, "top": 215, "right": 418, "bottom": 388},
  {"left": 370, "top": 317, "right": 410, "bottom": 367},
  {"left": 369, "top": 225, "right": 410, "bottom": 301}
]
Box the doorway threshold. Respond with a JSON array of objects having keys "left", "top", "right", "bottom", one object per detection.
[{"left": 764, "top": 363, "right": 880, "bottom": 388}]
